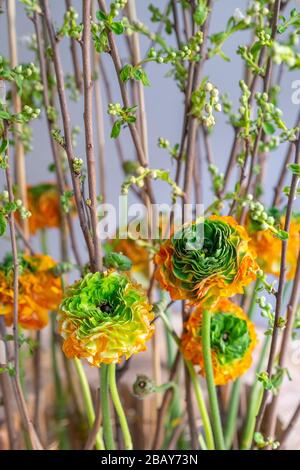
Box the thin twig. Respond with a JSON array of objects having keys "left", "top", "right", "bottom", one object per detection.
[
  {"left": 279, "top": 401, "right": 300, "bottom": 449},
  {"left": 255, "top": 131, "right": 300, "bottom": 434},
  {"left": 4, "top": 122, "right": 43, "bottom": 450},
  {"left": 33, "top": 11, "right": 82, "bottom": 267},
  {"left": 65, "top": 0, "right": 83, "bottom": 93},
  {"left": 41, "top": 0, "right": 95, "bottom": 264},
  {"left": 6, "top": 0, "right": 30, "bottom": 242},
  {"left": 264, "top": 248, "right": 300, "bottom": 439},
  {"left": 91, "top": 0, "right": 107, "bottom": 205},
  {"left": 82, "top": 0, "right": 103, "bottom": 272},
  {"left": 151, "top": 350, "right": 181, "bottom": 450},
  {"left": 127, "top": 0, "right": 149, "bottom": 160},
  {"left": 273, "top": 111, "right": 300, "bottom": 207}
]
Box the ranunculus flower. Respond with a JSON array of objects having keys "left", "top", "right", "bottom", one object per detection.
[
  {"left": 18, "top": 183, "right": 75, "bottom": 234},
  {"left": 0, "top": 253, "right": 62, "bottom": 330},
  {"left": 248, "top": 213, "right": 300, "bottom": 280},
  {"left": 59, "top": 271, "right": 154, "bottom": 366},
  {"left": 155, "top": 215, "right": 258, "bottom": 304},
  {"left": 26, "top": 183, "right": 61, "bottom": 234},
  {"left": 181, "top": 298, "right": 257, "bottom": 385}
]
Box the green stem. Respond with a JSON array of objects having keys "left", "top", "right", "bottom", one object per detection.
[
  {"left": 157, "top": 308, "right": 214, "bottom": 449},
  {"left": 186, "top": 361, "right": 215, "bottom": 450},
  {"left": 108, "top": 363, "right": 133, "bottom": 450},
  {"left": 100, "top": 364, "right": 116, "bottom": 450},
  {"left": 40, "top": 228, "right": 48, "bottom": 254},
  {"left": 223, "top": 280, "right": 260, "bottom": 449},
  {"left": 73, "top": 358, "right": 104, "bottom": 450},
  {"left": 240, "top": 335, "right": 270, "bottom": 450},
  {"left": 248, "top": 279, "right": 260, "bottom": 320},
  {"left": 224, "top": 380, "right": 241, "bottom": 449},
  {"left": 202, "top": 308, "right": 226, "bottom": 450}
]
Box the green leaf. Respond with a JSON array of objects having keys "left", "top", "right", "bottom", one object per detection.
[
  {"left": 122, "top": 160, "right": 140, "bottom": 175},
  {"left": 275, "top": 229, "right": 289, "bottom": 241},
  {"left": 120, "top": 64, "right": 133, "bottom": 83},
  {"left": 126, "top": 116, "right": 136, "bottom": 123},
  {"left": 263, "top": 122, "right": 276, "bottom": 135},
  {"left": 104, "top": 252, "right": 133, "bottom": 271},
  {"left": 111, "top": 120, "right": 122, "bottom": 139},
  {"left": 132, "top": 68, "right": 150, "bottom": 86},
  {"left": 110, "top": 21, "right": 124, "bottom": 35},
  {"left": 140, "top": 69, "right": 150, "bottom": 87},
  {"left": 0, "top": 212, "right": 6, "bottom": 237},
  {"left": 96, "top": 10, "right": 107, "bottom": 21},
  {"left": 193, "top": 3, "right": 208, "bottom": 26},
  {"left": 287, "top": 163, "right": 300, "bottom": 176},
  {"left": 0, "top": 138, "right": 8, "bottom": 154},
  {"left": 0, "top": 110, "right": 11, "bottom": 120}
]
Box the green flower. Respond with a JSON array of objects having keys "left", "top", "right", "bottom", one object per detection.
[
  {"left": 59, "top": 271, "right": 154, "bottom": 366},
  {"left": 209, "top": 313, "right": 251, "bottom": 365},
  {"left": 155, "top": 215, "right": 258, "bottom": 303}
]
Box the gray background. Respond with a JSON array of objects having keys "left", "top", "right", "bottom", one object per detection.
[{"left": 1, "top": 0, "right": 300, "bottom": 260}]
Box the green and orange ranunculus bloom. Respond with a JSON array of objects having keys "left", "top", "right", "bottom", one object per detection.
[
  {"left": 155, "top": 216, "right": 258, "bottom": 304},
  {"left": 181, "top": 298, "right": 257, "bottom": 385},
  {"left": 59, "top": 271, "right": 154, "bottom": 366},
  {"left": 0, "top": 253, "right": 62, "bottom": 330}
]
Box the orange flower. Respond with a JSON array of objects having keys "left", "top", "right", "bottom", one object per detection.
[
  {"left": 155, "top": 215, "right": 258, "bottom": 304},
  {"left": 248, "top": 215, "right": 300, "bottom": 280},
  {"left": 19, "top": 183, "right": 75, "bottom": 235},
  {"left": 181, "top": 298, "right": 257, "bottom": 385},
  {"left": 0, "top": 254, "right": 62, "bottom": 330}
]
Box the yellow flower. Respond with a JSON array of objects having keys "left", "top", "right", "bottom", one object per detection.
[
  {"left": 155, "top": 215, "right": 258, "bottom": 304},
  {"left": 248, "top": 215, "right": 300, "bottom": 280},
  {"left": 59, "top": 271, "right": 154, "bottom": 366},
  {"left": 181, "top": 298, "right": 257, "bottom": 385},
  {"left": 0, "top": 254, "right": 62, "bottom": 330}
]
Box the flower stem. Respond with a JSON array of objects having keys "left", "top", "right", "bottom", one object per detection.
[
  {"left": 157, "top": 308, "right": 214, "bottom": 449},
  {"left": 202, "top": 308, "right": 226, "bottom": 450},
  {"left": 186, "top": 361, "right": 215, "bottom": 450},
  {"left": 224, "top": 280, "right": 260, "bottom": 449},
  {"left": 224, "top": 379, "right": 241, "bottom": 449},
  {"left": 73, "top": 358, "right": 104, "bottom": 450},
  {"left": 240, "top": 335, "right": 270, "bottom": 450},
  {"left": 108, "top": 363, "right": 133, "bottom": 450},
  {"left": 100, "top": 364, "right": 116, "bottom": 450}
]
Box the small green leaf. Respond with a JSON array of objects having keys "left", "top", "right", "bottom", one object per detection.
[
  {"left": 0, "top": 110, "right": 11, "bottom": 120},
  {"left": 122, "top": 160, "right": 140, "bottom": 175},
  {"left": 275, "top": 229, "right": 289, "bottom": 241},
  {"left": 140, "top": 69, "right": 150, "bottom": 87},
  {"left": 111, "top": 120, "right": 122, "bottom": 139},
  {"left": 263, "top": 122, "right": 276, "bottom": 135},
  {"left": 110, "top": 21, "right": 124, "bottom": 35},
  {"left": 193, "top": 3, "right": 208, "bottom": 26},
  {"left": 287, "top": 163, "right": 300, "bottom": 176},
  {"left": 104, "top": 252, "right": 133, "bottom": 271},
  {"left": 96, "top": 10, "right": 107, "bottom": 21},
  {"left": 0, "top": 213, "right": 6, "bottom": 237},
  {"left": 120, "top": 64, "right": 133, "bottom": 83},
  {"left": 0, "top": 138, "right": 8, "bottom": 154},
  {"left": 126, "top": 116, "right": 136, "bottom": 123}
]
